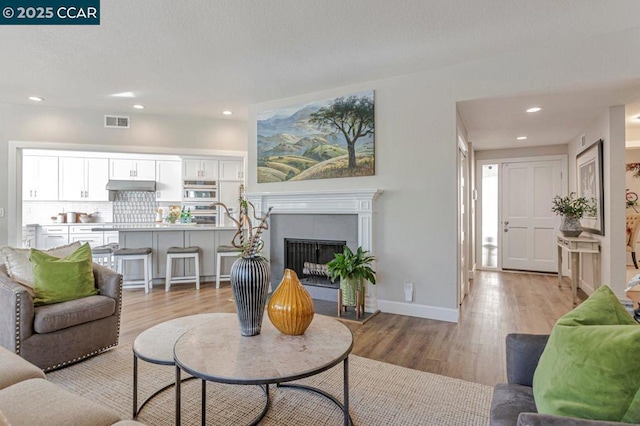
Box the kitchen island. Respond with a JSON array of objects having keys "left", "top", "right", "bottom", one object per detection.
[{"left": 92, "top": 223, "right": 239, "bottom": 286}]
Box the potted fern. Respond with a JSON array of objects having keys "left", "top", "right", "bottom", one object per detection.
[
  {"left": 551, "top": 192, "right": 597, "bottom": 237},
  {"left": 327, "top": 246, "right": 376, "bottom": 309}
]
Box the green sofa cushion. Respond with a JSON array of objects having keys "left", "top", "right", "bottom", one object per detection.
[
  {"left": 533, "top": 285, "right": 640, "bottom": 423},
  {"left": 30, "top": 243, "right": 97, "bottom": 306}
]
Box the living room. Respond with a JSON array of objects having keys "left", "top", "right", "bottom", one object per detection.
[{"left": 2, "top": 2, "right": 640, "bottom": 425}]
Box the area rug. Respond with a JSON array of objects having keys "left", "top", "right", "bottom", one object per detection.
[{"left": 47, "top": 344, "right": 491, "bottom": 425}]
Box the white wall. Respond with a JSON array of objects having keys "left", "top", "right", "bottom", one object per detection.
[
  {"left": 0, "top": 103, "right": 248, "bottom": 245},
  {"left": 247, "top": 27, "right": 640, "bottom": 321},
  {"left": 567, "top": 106, "right": 626, "bottom": 296}
]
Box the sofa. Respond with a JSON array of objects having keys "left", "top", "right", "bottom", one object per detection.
[
  {"left": 0, "top": 344, "right": 143, "bottom": 426},
  {"left": 0, "top": 263, "right": 123, "bottom": 371},
  {"left": 490, "top": 333, "right": 629, "bottom": 426}
]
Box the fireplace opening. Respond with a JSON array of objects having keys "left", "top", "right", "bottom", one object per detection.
[{"left": 284, "top": 238, "right": 346, "bottom": 288}]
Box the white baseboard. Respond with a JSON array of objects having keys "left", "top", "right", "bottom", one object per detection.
[{"left": 377, "top": 299, "right": 459, "bottom": 323}]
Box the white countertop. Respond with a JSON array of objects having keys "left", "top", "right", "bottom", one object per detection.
[{"left": 90, "top": 223, "right": 237, "bottom": 232}]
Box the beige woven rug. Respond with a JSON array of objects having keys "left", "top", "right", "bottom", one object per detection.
[{"left": 47, "top": 344, "right": 491, "bottom": 425}]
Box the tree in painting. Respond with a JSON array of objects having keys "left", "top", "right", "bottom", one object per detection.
[{"left": 309, "top": 95, "right": 374, "bottom": 169}]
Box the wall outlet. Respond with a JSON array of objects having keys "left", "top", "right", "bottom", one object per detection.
[
  {"left": 0, "top": 208, "right": 4, "bottom": 218},
  {"left": 404, "top": 281, "right": 413, "bottom": 302}
]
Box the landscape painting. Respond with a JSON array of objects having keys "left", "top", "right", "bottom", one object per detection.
[{"left": 257, "top": 90, "right": 375, "bottom": 182}]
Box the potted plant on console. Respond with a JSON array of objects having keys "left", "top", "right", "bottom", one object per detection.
[
  {"left": 551, "top": 192, "right": 597, "bottom": 238},
  {"left": 327, "top": 246, "right": 376, "bottom": 318}
]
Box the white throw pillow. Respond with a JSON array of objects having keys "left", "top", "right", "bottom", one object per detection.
[{"left": 0, "top": 242, "right": 82, "bottom": 288}]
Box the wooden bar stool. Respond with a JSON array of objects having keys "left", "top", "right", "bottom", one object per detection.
[
  {"left": 165, "top": 246, "right": 200, "bottom": 291},
  {"left": 114, "top": 247, "right": 153, "bottom": 293},
  {"left": 216, "top": 245, "right": 237, "bottom": 289}
]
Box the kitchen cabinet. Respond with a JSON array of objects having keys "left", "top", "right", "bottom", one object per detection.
[
  {"left": 59, "top": 157, "right": 109, "bottom": 201},
  {"left": 219, "top": 160, "right": 244, "bottom": 181},
  {"left": 36, "top": 225, "right": 69, "bottom": 249},
  {"left": 156, "top": 160, "right": 182, "bottom": 202},
  {"left": 23, "top": 156, "right": 59, "bottom": 200},
  {"left": 69, "top": 225, "right": 104, "bottom": 247},
  {"left": 109, "top": 159, "right": 156, "bottom": 181},
  {"left": 21, "top": 225, "right": 36, "bottom": 248},
  {"left": 183, "top": 159, "right": 218, "bottom": 180}
]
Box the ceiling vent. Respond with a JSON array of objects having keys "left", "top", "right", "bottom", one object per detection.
[{"left": 104, "top": 115, "right": 130, "bottom": 129}]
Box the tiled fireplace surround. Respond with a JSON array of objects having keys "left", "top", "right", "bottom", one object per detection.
[{"left": 247, "top": 189, "right": 381, "bottom": 313}]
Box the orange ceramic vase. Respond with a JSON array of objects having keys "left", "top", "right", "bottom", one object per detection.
[{"left": 267, "top": 269, "right": 315, "bottom": 335}]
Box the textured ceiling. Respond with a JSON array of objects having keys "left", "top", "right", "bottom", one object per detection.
[{"left": 2, "top": 0, "right": 640, "bottom": 120}]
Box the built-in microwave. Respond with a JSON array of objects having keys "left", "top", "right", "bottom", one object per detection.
[{"left": 183, "top": 180, "right": 217, "bottom": 202}]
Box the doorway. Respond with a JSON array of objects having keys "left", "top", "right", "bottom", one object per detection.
[{"left": 476, "top": 155, "right": 567, "bottom": 273}]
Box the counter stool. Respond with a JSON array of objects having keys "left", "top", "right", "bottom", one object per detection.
[
  {"left": 92, "top": 244, "right": 115, "bottom": 269},
  {"left": 216, "top": 245, "right": 238, "bottom": 289},
  {"left": 165, "top": 246, "right": 200, "bottom": 291},
  {"left": 114, "top": 247, "right": 153, "bottom": 293}
]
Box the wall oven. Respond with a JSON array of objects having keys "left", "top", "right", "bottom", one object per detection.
[
  {"left": 182, "top": 203, "right": 217, "bottom": 224},
  {"left": 183, "top": 180, "right": 217, "bottom": 202}
]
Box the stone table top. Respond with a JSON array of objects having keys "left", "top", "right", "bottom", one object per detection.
[
  {"left": 174, "top": 313, "right": 353, "bottom": 385},
  {"left": 133, "top": 313, "right": 224, "bottom": 365}
]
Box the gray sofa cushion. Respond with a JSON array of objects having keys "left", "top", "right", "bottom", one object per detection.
[
  {"left": 490, "top": 383, "right": 537, "bottom": 426},
  {"left": 34, "top": 295, "right": 115, "bottom": 334}
]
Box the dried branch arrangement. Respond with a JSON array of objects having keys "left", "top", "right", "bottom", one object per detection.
[{"left": 211, "top": 186, "right": 272, "bottom": 258}]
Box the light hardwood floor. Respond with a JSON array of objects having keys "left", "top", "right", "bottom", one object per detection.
[{"left": 119, "top": 271, "right": 586, "bottom": 387}]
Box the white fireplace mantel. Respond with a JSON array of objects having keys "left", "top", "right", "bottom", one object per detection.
[
  {"left": 246, "top": 189, "right": 382, "bottom": 313},
  {"left": 246, "top": 189, "right": 382, "bottom": 252}
]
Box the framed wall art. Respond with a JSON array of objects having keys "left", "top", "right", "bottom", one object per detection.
[
  {"left": 576, "top": 139, "right": 604, "bottom": 235},
  {"left": 257, "top": 90, "right": 374, "bottom": 183}
]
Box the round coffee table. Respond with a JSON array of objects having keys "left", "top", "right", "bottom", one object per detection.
[
  {"left": 132, "top": 313, "right": 224, "bottom": 418},
  {"left": 173, "top": 313, "right": 354, "bottom": 425}
]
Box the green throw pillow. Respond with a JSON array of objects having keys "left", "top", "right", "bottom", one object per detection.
[
  {"left": 533, "top": 285, "right": 640, "bottom": 423},
  {"left": 30, "top": 243, "right": 97, "bottom": 306}
]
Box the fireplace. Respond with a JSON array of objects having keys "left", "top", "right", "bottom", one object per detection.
[
  {"left": 284, "top": 238, "right": 346, "bottom": 288},
  {"left": 246, "top": 189, "right": 381, "bottom": 312}
]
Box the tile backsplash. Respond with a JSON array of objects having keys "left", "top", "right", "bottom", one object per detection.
[
  {"left": 23, "top": 201, "right": 114, "bottom": 224},
  {"left": 113, "top": 191, "right": 158, "bottom": 223}
]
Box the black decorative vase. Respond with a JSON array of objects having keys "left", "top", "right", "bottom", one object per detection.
[{"left": 230, "top": 256, "right": 270, "bottom": 336}]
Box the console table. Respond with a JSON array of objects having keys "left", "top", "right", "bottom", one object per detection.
[{"left": 556, "top": 235, "right": 600, "bottom": 305}]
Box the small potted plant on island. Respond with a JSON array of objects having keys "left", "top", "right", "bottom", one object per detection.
[
  {"left": 327, "top": 246, "right": 376, "bottom": 318},
  {"left": 551, "top": 192, "right": 597, "bottom": 237}
]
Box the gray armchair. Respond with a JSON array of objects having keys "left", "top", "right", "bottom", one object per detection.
[
  {"left": 490, "top": 334, "right": 631, "bottom": 426},
  {"left": 0, "top": 263, "right": 123, "bottom": 371}
]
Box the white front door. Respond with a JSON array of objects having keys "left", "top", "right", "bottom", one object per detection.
[{"left": 502, "top": 160, "right": 563, "bottom": 272}]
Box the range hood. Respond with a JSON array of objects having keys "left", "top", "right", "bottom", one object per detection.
[{"left": 106, "top": 180, "right": 156, "bottom": 191}]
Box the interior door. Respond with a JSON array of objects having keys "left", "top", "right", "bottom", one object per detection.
[{"left": 502, "top": 160, "right": 562, "bottom": 272}]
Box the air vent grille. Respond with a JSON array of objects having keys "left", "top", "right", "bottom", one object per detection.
[{"left": 104, "top": 115, "right": 130, "bottom": 128}]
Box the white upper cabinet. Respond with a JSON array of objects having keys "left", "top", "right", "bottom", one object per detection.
[
  {"left": 219, "top": 160, "right": 244, "bottom": 181},
  {"left": 59, "top": 157, "right": 109, "bottom": 201},
  {"left": 183, "top": 159, "right": 218, "bottom": 180},
  {"left": 109, "top": 159, "right": 156, "bottom": 180},
  {"left": 156, "top": 160, "right": 182, "bottom": 202},
  {"left": 23, "top": 156, "right": 59, "bottom": 200}
]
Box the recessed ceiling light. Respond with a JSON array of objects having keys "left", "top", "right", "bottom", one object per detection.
[
  {"left": 223, "top": 110, "right": 233, "bottom": 115},
  {"left": 111, "top": 92, "right": 135, "bottom": 98},
  {"left": 517, "top": 136, "right": 528, "bottom": 140},
  {"left": 526, "top": 107, "right": 542, "bottom": 113},
  {"left": 29, "top": 96, "right": 44, "bottom": 102},
  {"left": 133, "top": 104, "right": 144, "bottom": 109}
]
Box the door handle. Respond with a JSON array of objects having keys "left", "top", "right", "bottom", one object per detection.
[
  {"left": 504, "top": 228, "right": 509, "bottom": 232},
  {"left": 504, "top": 220, "right": 509, "bottom": 225}
]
